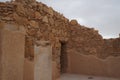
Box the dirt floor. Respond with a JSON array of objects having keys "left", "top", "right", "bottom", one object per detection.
[{"left": 57, "top": 74, "right": 120, "bottom": 80}]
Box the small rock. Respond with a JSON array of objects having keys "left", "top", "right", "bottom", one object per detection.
[
  {"left": 34, "top": 11, "right": 41, "bottom": 19},
  {"left": 47, "top": 7, "right": 54, "bottom": 16},
  {"left": 88, "top": 76, "right": 94, "bottom": 79},
  {"left": 42, "top": 16, "right": 49, "bottom": 23},
  {"left": 19, "top": 26, "right": 26, "bottom": 34},
  {"left": 29, "top": 20, "right": 39, "bottom": 28},
  {"left": 16, "top": 3, "right": 26, "bottom": 16},
  {"left": 2, "top": 17, "right": 13, "bottom": 21},
  {"left": 70, "top": 19, "right": 78, "bottom": 25},
  {"left": 49, "top": 17, "right": 54, "bottom": 25}
]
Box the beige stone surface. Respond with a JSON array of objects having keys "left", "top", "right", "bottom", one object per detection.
[
  {"left": 34, "top": 41, "right": 52, "bottom": 80},
  {"left": 52, "top": 61, "right": 60, "bottom": 80},
  {"left": 0, "top": 29, "right": 25, "bottom": 80},
  {"left": 0, "top": 27, "right": 2, "bottom": 80},
  {"left": 24, "top": 59, "right": 34, "bottom": 80},
  {"left": 42, "top": 16, "right": 49, "bottom": 23},
  {"left": 68, "top": 52, "right": 120, "bottom": 78},
  {"left": 59, "top": 74, "right": 120, "bottom": 80}
]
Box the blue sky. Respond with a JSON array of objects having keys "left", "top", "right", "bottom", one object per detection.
[{"left": 1, "top": 0, "right": 120, "bottom": 38}]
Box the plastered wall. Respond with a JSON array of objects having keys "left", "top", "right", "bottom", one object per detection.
[
  {"left": 0, "top": 25, "right": 25, "bottom": 80},
  {"left": 68, "top": 52, "right": 120, "bottom": 78}
]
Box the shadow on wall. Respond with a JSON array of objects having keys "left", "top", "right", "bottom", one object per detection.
[{"left": 60, "top": 42, "right": 68, "bottom": 74}]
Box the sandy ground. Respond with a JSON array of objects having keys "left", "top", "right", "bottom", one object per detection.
[{"left": 57, "top": 74, "right": 120, "bottom": 80}]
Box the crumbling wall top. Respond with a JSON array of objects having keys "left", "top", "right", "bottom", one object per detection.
[{"left": 15, "top": 0, "right": 36, "bottom": 4}]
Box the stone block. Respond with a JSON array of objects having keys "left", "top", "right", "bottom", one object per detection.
[
  {"left": 47, "top": 7, "right": 54, "bottom": 16},
  {"left": 29, "top": 20, "right": 39, "bottom": 29},
  {"left": 34, "top": 41, "right": 52, "bottom": 80},
  {"left": 70, "top": 19, "right": 78, "bottom": 25},
  {"left": 42, "top": 16, "right": 49, "bottom": 23},
  {"left": 34, "top": 11, "right": 41, "bottom": 19}
]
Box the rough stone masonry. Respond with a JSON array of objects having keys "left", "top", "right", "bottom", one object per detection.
[{"left": 0, "top": 0, "right": 120, "bottom": 80}]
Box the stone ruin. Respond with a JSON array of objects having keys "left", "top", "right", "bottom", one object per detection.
[{"left": 0, "top": 0, "right": 120, "bottom": 80}]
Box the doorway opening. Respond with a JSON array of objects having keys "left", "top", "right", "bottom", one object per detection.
[{"left": 60, "top": 42, "right": 68, "bottom": 74}]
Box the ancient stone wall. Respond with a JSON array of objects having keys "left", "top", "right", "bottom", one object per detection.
[
  {"left": 0, "top": 2, "right": 15, "bottom": 17},
  {"left": 67, "top": 20, "right": 120, "bottom": 59},
  {"left": 0, "top": 0, "right": 70, "bottom": 79},
  {"left": 101, "top": 38, "right": 120, "bottom": 58},
  {"left": 67, "top": 20, "right": 104, "bottom": 58},
  {"left": 0, "top": 0, "right": 120, "bottom": 80},
  {"left": 66, "top": 20, "right": 120, "bottom": 78}
]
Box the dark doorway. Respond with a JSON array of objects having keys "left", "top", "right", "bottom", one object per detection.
[{"left": 60, "top": 42, "right": 68, "bottom": 74}]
